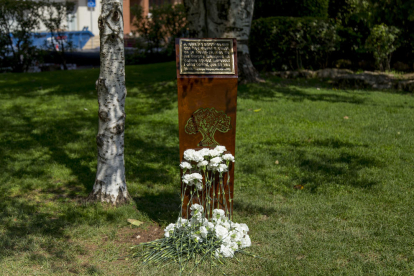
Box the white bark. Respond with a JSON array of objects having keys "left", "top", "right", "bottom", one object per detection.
[
  {"left": 88, "top": 0, "right": 130, "bottom": 205},
  {"left": 183, "top": 0, "right": 261, "bottom": 83}
]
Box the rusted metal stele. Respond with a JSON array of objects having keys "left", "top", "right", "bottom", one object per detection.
[{"left": 176, "top": 38, "right": 238, "bottom": 218}]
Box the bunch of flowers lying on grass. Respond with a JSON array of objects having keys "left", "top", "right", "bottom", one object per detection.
[
  {"left": 131, "top": 146, "right": 254, "bottom": 273},
  {"left": 163, "top": 205, "right": 251, "bottom": 258}
]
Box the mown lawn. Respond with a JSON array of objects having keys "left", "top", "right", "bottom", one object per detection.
[{"left": 0, "top": 62, "right": 413, "bottom": 275}]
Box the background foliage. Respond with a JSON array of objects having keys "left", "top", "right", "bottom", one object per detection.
[
  {"left": 0, "top": 0, "right": 43, "bottom": 72},
  {"left": 251, "top": 0, "right": 414, "bottom": 72},
  {"left": 0, "top": 0, "right": 77, "bottom": 72},
  {"left": 250, "top": 17, "right": 340, "bottom": 71},
  {"left": 127, "top": 3, "right": 187, "bottom": 65},
  {"left": 365, "top": 24, "right": 400, "bottom": 71},
  {"left": 254, "top": 0, "right": 330, "bottom": 19}
]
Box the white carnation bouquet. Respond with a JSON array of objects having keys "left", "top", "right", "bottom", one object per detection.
[{"left": 131, "top": 146, "right": 254, "bottom": 273}]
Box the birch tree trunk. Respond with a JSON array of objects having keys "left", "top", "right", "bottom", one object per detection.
[
  {"left": 88, "top": 0, "right": 130, "bottom": 205},
  {"left": 183, "top": 0, "right": 262, "bottom": 83}
]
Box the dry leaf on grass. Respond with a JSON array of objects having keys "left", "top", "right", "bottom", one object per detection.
[{"left": 127, "top": 219, "right": 144, "bottom": 227}]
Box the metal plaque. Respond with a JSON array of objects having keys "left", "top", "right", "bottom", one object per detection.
[{"left": 179, "top": 39, "right": 235, "bottom": 75}]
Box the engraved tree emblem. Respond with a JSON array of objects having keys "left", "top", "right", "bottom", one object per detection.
[{"left": 185, "top": 107, "right": 231, "bottom": 147}]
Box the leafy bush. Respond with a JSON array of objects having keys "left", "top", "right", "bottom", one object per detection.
[
  {"left": 368, "top": 0, "right": 414, "bottom": 67},
  {"left": 249, "top": 17, "right": 340, "bottom": 71},
  {"left": 254, "top": 0, "right": 329, "bottom": 19},
  {"left": 130, "top": 3, "right": 187, "bottom": 63},
  {"left": 0, "top": 0, "right": 43, "bottom": 72},
  {"left": 365, "top": 24, "right": 400, "bottom": 71}
]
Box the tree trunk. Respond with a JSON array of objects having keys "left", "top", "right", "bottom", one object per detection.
[
  {"left": 183, "top": 0, "right": 263, "bottom": 83},
  {"left": 88, "top": 0, "right": 130, "bottom": 205}
]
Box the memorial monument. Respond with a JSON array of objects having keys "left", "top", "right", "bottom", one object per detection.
[
  {"left": 131, "top": 41, "right": 252, "bottom": 265},
  {"left": 175, "top": 38, "right": 238, "bottom": 218}
]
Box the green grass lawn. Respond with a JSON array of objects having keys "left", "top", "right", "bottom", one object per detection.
[{"left": 1, "top": 62, "right": 414, "bottom": 275}]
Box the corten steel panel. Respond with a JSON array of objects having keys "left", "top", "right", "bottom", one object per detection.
[{"left": 175, "top": 38, "right": 238, "bottom": 218}]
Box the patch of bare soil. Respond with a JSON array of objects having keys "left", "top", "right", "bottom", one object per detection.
[{"left": 116, "top": 223, "right": 164, "bottom": 245}]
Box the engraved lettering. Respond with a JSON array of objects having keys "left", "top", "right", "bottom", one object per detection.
[{"left": 180, "top": 39, "right": 234, "bottom": 74}]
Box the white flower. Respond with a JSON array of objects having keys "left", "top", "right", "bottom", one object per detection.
[
  {"left": 229, "top": 230, "right": 243, "bottom": 242},
  {"left": 182, "top": 174, "right": 194, "bottom": 185},
  {"left": 164, "top": 223, "right": 175, "bottom": 237},
  {"left": 193, "top": 152, "right": 204, "bottom": 162},
  {"left": 197, "top": 160, "right": 208, "bottom": 167},
  {"left": 208, "top": 149, "right": 221, "bottom": 157},
  {"left": 191, "top": 233, "right": 203, "bottom": 242},
  {"left": 176, "top": 218, "right": 188, "bottom": 228},
  {"left": 183, "top": 149, "right": 204, "bottom": 162},
  {"left": 190, "top": 217, "right": 206, "bottom": 227},
  {"left": 240, "top": 235, "right": 251, "bottom": 248},
  {"left": 179, "top": 161, "right": 192, "bottom": 170},
  {"left": 229, "top": 241, "right": 239, "bottom": 251},
  {"left": 191, "top": 173, "right": 203, "bottom": 183},
  {"left": 190, "top": 204, "right": 204, "bottom": 215},
  {"left": 190, "top": 217, "right": 202, "bottom": 226},
  {"left": 214, "top": 145, "right": 227, "bottom": 153},
  {"left": 183, "top": 149, "right": 196, "bottom": 161},
  {"left": 200, "top": 226, "right": 208, "bottom": 238},
  {"left": 215, "top": 225, "right": 229, "bottom": 240},
  {"left": 239, "top": 223, "right": 249, "bottom": 234},
  {"left": 208, "top": 156, "right": 223, "bottom": 171},
  {"left": 204, "top": 221, "right": 215, "bottom": 230},
  {"left": 198, "top": 148, "right": 210, "bottom": 158},
  {"left": 221, "top": 236, "right": 232, "bottom": 247},
  {"left": 195, "top": 182, "right": 203, "bottom": 191},
  {"left": 209, "top": 157, "right": 222, "bottom": 169},
  {"left": 230, "top": 221, "right": 240, "bottom": 230},
  {"left": 212, "top": 209, "right": 225, "bottom": 220},
  {"left": 182, "top": 173, "right": 203, "bottom": 185},
  {"left": 222, "top": 153, "right": 235, "bottom": 162},
  {"left": 220, "top": 220, "right": 231, "bottom": 230},
  {"left": 215, "top": 248, "right": 220, "bottom": 258},
  {"left": 218, "top": 163, "right": 228, "bottom": 173},
  {"left": 219, "top": 244, "right": 234, "bottom": 258},
  {"left": 210, "top": 156, "right": 222, "bottom": 164}
]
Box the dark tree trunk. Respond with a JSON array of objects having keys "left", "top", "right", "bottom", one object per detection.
[{"left": 183, "top": 0, "right": 263, "bottom": 83}]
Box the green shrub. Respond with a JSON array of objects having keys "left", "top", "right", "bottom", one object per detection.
[
  {"left": 254, "top": 0, "right": 329, "bottom": 19},
  {"left": 0, "top": 0, "right": 43, "bottom": 72},
  {"left": 130, "top": 3, "right": 187, "bottom": 62},
  {"left": 365, "top": 24, "right": 400, "bottom": 71},
  {"left": 249, "top": 16, "right": 340, "bottom": 71}
]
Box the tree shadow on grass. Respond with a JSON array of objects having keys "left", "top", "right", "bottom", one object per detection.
[
  {"left": 133, "top": 191, "right": 181, "bottom": 226},
  {"left": 0, "top": 105, "right": 97, "bottom": 193},
  {"left": 238, "top": 137, "right": 383, "bottom": 193},
  {"left": 0, "top": 62, "right": 177, "bottom": 101},
  {"left": 233, "top": 200, "right": 279, "bottom": 218},
  {"left": 125, "top": 134, "right": 179, "bottom": 185},
  {"left": 294, "top": 150, "right": 382, "bottom": 191},
  {"left": 238, "top": 79, "right": 367, "bottom": 104},
  {"left": 0, "top": 89, "right": 180, "bottom": 265},
  {"left": 0, "top": 197, "right": 121, "bottom": 261}
]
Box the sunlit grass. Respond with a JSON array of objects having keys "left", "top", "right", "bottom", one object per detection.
[{"left": 0, "top": 62, "right": 414, "bottom": 275}]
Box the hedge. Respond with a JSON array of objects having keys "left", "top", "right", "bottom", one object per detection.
[
  {"left": 253, "top": 0, "right": 330, "bottom": 20},
  {"left": 249, "top": 16, "right": 340, "bottom": 71}
]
